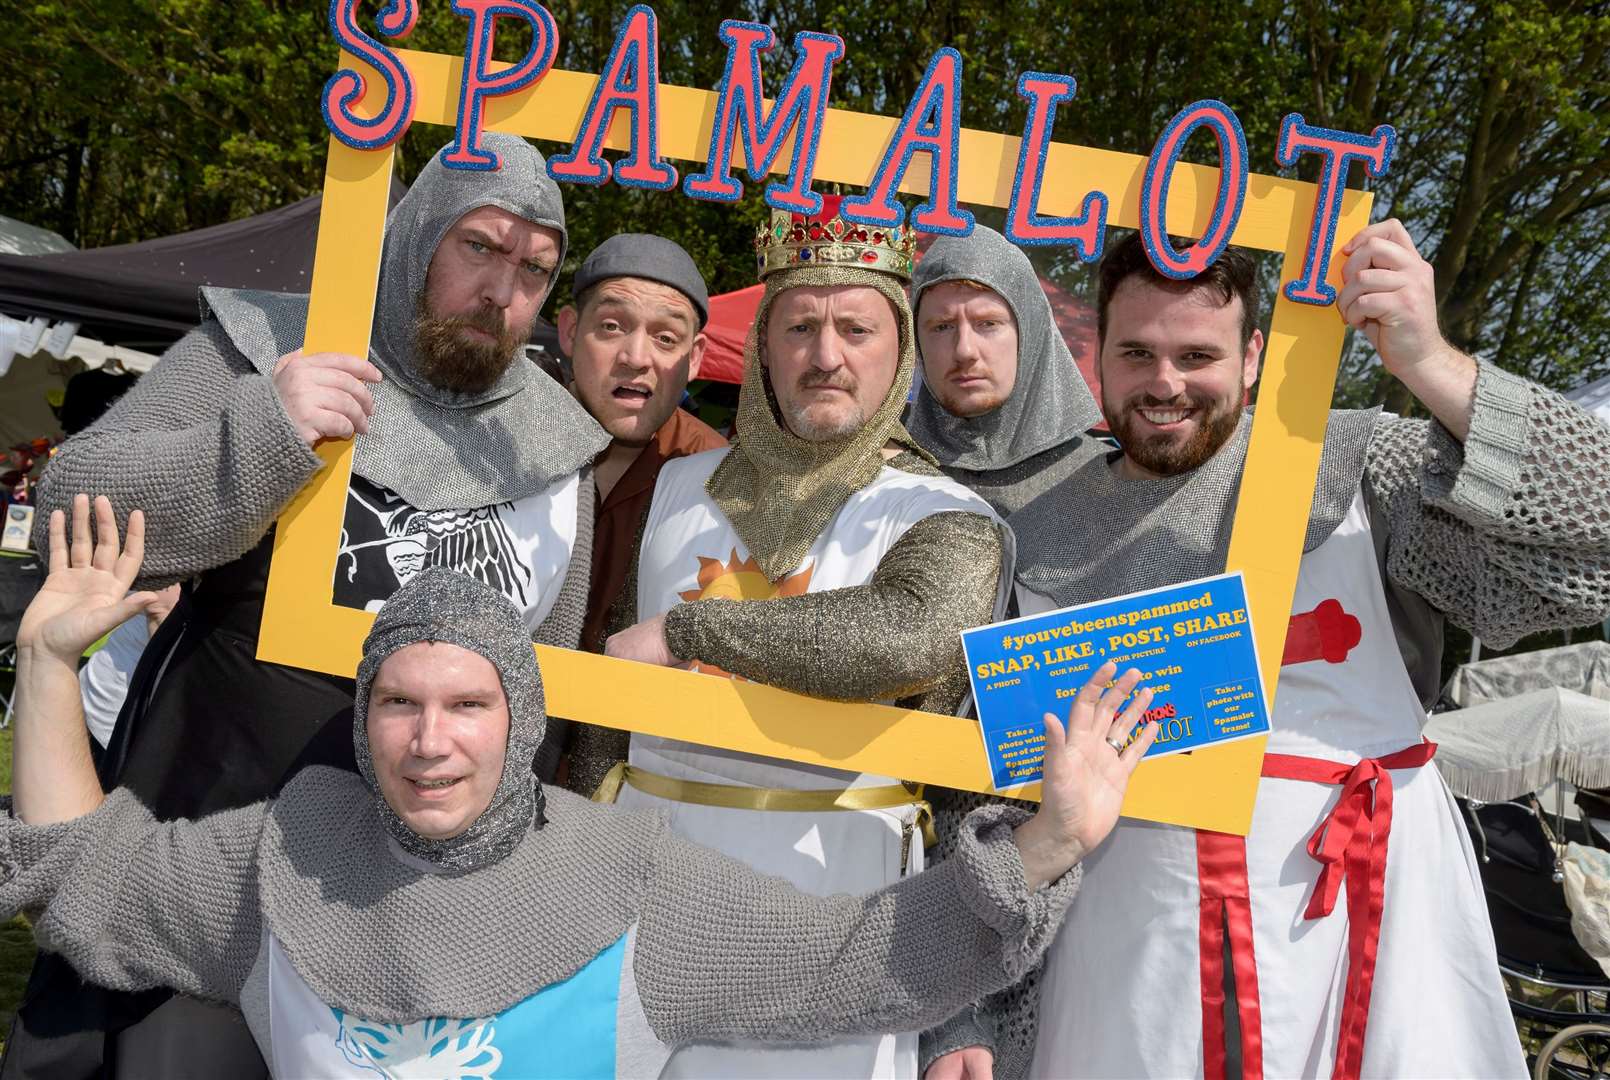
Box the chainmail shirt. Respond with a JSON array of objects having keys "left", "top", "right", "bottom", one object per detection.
[
  {"left": 937, "top": 438, "right": 1100, "bottom": 519},
  {"left": 1012, "top": 408, "right": 1379, "bottom": 606},
  {"left": 1014, "top": 361, "right": 1610, "bottom": 649},
  {"left": 564, "top": 452, "right": 1004, "bottom": 797},
  {"left": 2, "top": 773, "right": 1083, "bottom": 1044}
]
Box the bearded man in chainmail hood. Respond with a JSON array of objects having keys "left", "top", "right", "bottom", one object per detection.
[
  {"left": 13, "top": 134, "right": 606, "bottom": 1078},
  {"left": 3, "top": 496, "right": 1158, "bottom": 1079},
  {"left": 907, "top": 225, "right": 1102, "bottom": 517},
  {"left": 573, "top": 195, "right": 1011, "bottom": 1079},
  {"left": 1007, "top": 223, "right": 1610, "bottom": 1079}
]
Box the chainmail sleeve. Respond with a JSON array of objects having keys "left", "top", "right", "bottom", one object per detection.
[
  {"left": 662, "top": 510, "right": 1003, "bottom": 708},
  {"left": 634, "top": 802, "right": 1079, "bottom": 1047},
  {"left": 1365, "top": 360, "right": 1610, "bottom": 649},
  {"left": 564, "top": 712, "right": 631, "bottom": 799},
  {"left": 919, "top": 786, "right": 1042, "bottom": 1080},
  {"left": 31, "top": 321, "right": 323, "bottom": 590},
  {"left": 0, "top": 788, "right": 267, "bottom": 1006}
]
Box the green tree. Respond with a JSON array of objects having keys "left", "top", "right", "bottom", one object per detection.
[
  {"left": 3, "top": 0, "right": 1605, "bottom": 398},
  {"left": 1281, "top": 0, "right": 1610, "bottom": 402}
]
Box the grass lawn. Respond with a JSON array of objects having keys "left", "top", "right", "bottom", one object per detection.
[{"left": 0, "top": 727, "right": 32, "bottom": 1055}]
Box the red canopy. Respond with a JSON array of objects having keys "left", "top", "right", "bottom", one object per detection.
[
  {"left": 697, "top": 275, "right": 1104, "bottom": 430},
  {"left": 699, "top": 283, "right": 764, "bottom": 385}
]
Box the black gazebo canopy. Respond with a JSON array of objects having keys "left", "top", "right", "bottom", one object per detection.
[
  {"left": 0, "top": 194, "right": 345, "bottom": 353},
  {"left": 0, "top": 180, "right": 563, "bottom": 359}
]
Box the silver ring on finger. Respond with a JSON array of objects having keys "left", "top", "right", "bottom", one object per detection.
[{"left": 1104, "top": 736, "right": 1126, "bottom": 754}]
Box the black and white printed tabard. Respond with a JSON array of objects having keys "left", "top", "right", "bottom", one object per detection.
[{"left": 333, "top": 472, "right": 578, "bottom": 631}]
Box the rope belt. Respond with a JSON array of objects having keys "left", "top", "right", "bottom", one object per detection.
[
  {"left": 592, "top": 762, "right": 936, "bottom": 849},
  {"left": 1197, "top": 740, "right": 1437, "bottom": 1080}
]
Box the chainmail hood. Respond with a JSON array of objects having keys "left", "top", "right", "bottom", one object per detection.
[
  {"left": 353, "top": 567, "right": 546, "bottom": 872},
  {"left": 256, "top": 567, "right": 671, "bottom": 1020},
  {"left": 706, "top": 263, "right": 933, "bottom": 582},
  {"left": 1012, "top": 408, "right": 1381, "bottom": 607},
  {"left": 368, "top": 132, "right": 565, "bottom": 410},
  {"left": 199, "top": 133, "right": 607, "bottom": 511},
  {"left": 908, "top": 225, "right": 1100, "bottom": 471}
]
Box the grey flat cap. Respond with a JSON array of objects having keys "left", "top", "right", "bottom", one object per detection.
[{"left": 572, "top": 233, "right": 709, "bottom": 325}]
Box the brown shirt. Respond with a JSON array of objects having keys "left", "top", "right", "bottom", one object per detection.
[{"left": 581, "top": 405, "right": 726, "bottom": 652}]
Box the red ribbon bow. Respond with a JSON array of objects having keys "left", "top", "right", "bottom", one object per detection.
[{"left": 1261, "top": 741, "right": 1436, "bottom": 1079}]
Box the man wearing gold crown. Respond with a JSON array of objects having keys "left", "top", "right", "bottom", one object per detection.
[{"left": 585, "top": 195, "right": 1011, "bottom": 1079}]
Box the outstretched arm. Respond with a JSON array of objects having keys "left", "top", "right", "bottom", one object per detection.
[
  {"left": 4, "top": 495, "right": 266, "bottom": 1002},
  {"left": 0, "top": 789, "right": 266, "bottom": 1007},
  {"left": 609, "top": 510, "right": 1003, "bottom": 702},
  {"left": 635, "top": 666, "right": 1156, "bottom": 1045}
]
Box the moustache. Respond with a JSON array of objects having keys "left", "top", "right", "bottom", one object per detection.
[
  {"left": 797, "top": 370, "right": 857, "bottom": 392},
  {"left": 1125, "top": 392, "right": 1206, "bottom": 411},
  {"left": 436, "top": 303, "right": 508, "bottom": 341}
]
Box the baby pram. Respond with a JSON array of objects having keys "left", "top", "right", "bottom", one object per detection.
[
  {"left": 1427, "top": 643, "right": 1610, "bottom": 1079},
  {"left": 1463, "top": 790, "right": 1610, "bottom": 1079}
]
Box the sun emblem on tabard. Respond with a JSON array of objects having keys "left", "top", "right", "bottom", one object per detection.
[{"left": 677, "top": 549, "right": 813, "bottom": 678}]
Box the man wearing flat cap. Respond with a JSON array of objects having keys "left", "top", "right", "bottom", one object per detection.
[
  {"left": 587, "top": 196, "right": 1013, "bottom": 1079},
  {"left": 556, "top": 233, "right": 726, "bottom": 658}
]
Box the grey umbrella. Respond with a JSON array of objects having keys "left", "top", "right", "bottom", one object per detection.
[{"left": 1425, "top": 687, "right": 1610, "bottom": 803}]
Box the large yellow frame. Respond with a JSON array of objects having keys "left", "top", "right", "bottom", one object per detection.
[{"left": 259, "top": 47, "right": 1372, "bottom": 835}]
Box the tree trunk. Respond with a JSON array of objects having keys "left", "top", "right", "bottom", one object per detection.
[{"left": 58, "top": 118, "right": 89, "bottom": 246}]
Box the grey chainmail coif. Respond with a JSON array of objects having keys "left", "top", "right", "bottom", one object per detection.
[
  {"left": 1011, "top": 409, "right": 1381, "bottom": 607},
  {"left": 259, "top": 565, "right": 664, "bottom": 1020},
  {"left": 199, "top": 132, "right": 607, "bottom": 511},
  {"left": 908, "top": 225, "right": 1100, "bottom": 470},
  {"left": 353, "top": 566, "right": 546, "bottom": 871},
  {"left": 706, "top": 264, "right": 933, "bottom": 582},
  {"left": 368, "top": 132, "right": 564, "bottom": 410}
]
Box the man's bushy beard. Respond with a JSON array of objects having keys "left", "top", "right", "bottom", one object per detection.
[
  {"left": 412, "top": 294, "right": 528, "bottom": 395},
  {"left": 1103, "top": 390, "right": 1243, "bottom": 476}
]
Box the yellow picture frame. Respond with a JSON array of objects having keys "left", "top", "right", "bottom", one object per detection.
[{"left": 260, "top": 46, "right": 1372, "bottom": 835}]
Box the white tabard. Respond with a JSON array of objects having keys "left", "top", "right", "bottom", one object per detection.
[
  {"left": 1027, "top": 492, "right": 1526, "bottom": 1079},
  {"left": 623, "top": 447, "right": 997, "bottom": 1080}
]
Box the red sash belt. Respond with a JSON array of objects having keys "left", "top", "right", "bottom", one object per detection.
[{"left": 1196, "top": 740, "right": 1436, "bottom": 1080}]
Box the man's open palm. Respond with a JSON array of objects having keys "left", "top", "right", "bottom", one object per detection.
[
  {"left": 1040, "top": 665, "right": 1155, "bottom": 860},
  {"left": 19, "top": 494, "right": 158, "bottom": 663}
]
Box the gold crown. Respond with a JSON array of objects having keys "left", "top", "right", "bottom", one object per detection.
[{"left": 754, "top": 194, "right": 918, "bottom": 281}]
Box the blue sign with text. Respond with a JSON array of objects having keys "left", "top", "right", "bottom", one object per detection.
[{"left": 961, "top": 572, "right": 1271, "bottom": 790}]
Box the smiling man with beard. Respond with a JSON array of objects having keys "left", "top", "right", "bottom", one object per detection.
[
  {"left": 12, "top": 133, "right": 607, "bottom": 1080},
  {"left": 1002, "top": 225, "right": 1610, "bottom": 1078},
  {"left": 1094, "top": 237, "right": 1258, "bottom": 479}
]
